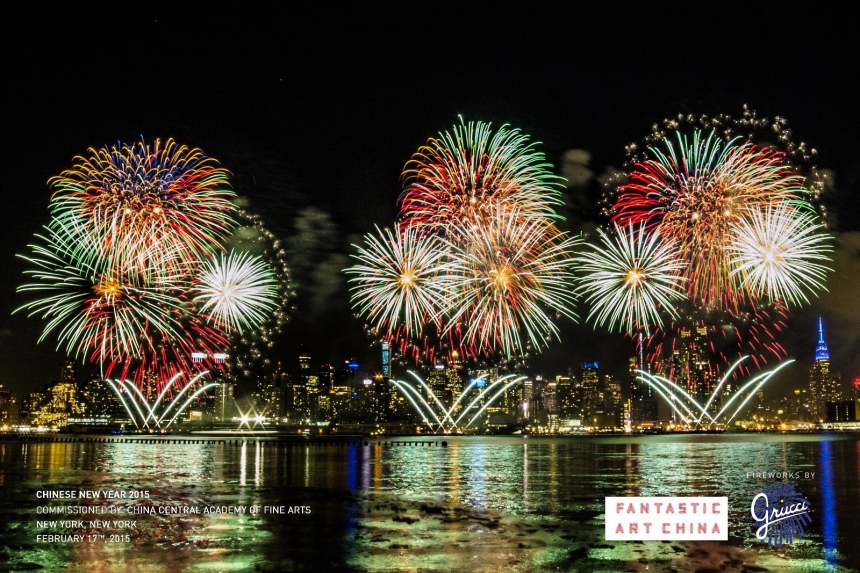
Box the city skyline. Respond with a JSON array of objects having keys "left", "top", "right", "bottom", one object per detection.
[{"left": 4, "top": 314, "right": 854, "bottom": 435}]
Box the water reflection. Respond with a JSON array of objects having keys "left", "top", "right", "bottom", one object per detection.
[
  {"left": 821, "top": 440, "right": 838, "bottom": 570},
  {"left": 0, "top": 434, "right": 857, "bottom": 572}
]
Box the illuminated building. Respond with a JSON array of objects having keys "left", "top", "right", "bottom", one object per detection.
[
  {"left": 671, "top": 327, "right": 717, "bottom": 405},
  {"left": 290, "top": 345, "right": 311, "bottom": 418},
  {"left": 28, "top": 381, "right": 85, "bottom": 427},
  {"left": 381, "top": 341, "right": 390, "bottom": 378},
  {"left": 629, "top": 355, "right": 657, "bottom": 428},
  {"left": 214, "top": 381, "right": 236, "bottom": 423},
  {"left": 580, "top": 362, "right": 600, "bottom": 422},
  {"left": 61, "top": 358, "right": 77, "bottom": 384},
  {"left": 255, "top": 363, "right": 286, "bottom": 419},
  {"left": 371, "top": 374, "right": 390, "bottom": 423},
  {"left": 603, "top": 375, "right": 622, "bottom": 428},
  {"left": 809, "top": 317, "right": 842, "bottom": 421},
  {"left": 427, "top": 363, "right": 451, "bottom": 404},
  {"left": 319, "top": 364, "right": 335, "bottom": 395},
  {"left": 81, "top": 376, "right": 125, "bottom": 418},
  {"left": 556, "top": 375, "right": 576, "bottom": 419},
  {"left": 521, "top": 378, "right": 534, "bottom": 420},
  {"left": 0, "top": 388, "right": 18, "bottom": 426}
]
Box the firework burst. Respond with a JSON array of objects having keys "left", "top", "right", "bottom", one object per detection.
[
  {"left": 601, "top": 108, "right": 834, "bottom": 374},
  {"left": 444, "top": 205, "right": 580, "bottom": 357},
  {"left": 345, "top": 225, "right": 453, "bottom": 339},
  {"left": 613, "top": 130, "right": 805, "bottom": 310},
  {"left": 398, "top": 117, "right": 564, "bottom": 232},
  {"left": 196, "top": 250, "right": 279, "bottom": 335},
  {"left": 18, "top": 140, "right": 287, "bottom": 391},
  {"left": 728, "top": 202, "right": 832, "bottom": 306},
  {"left": 48, "top": 138, "right": 237, "bottom": 274},
  {"left": 574, "top": 222, "right": 686, "bottom": 336}
]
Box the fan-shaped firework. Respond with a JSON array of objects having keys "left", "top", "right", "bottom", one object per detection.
[
  {"left": 574, "top": 222, "right": 686, "bottom": 336},
  {"left": 728, "top": 202, "right": 832, "bottom": 306},
  {"left": 196, "top": 250, "right": 279, "bottom": 334},
  {"left": 345, "top": 224, "right": 453, "bottom": 338},
  {"left": 613, "top": 130, "right": 805, "bottom": 310},
  {"left": 17, "top": 140, "right": 287, "bottom": 392},
  {"left": 48, "top": 138, "right": 238, "bottom": 274},
  {"left": 445, "top": 205, "right": 580, "bottom": 357},
  {"left": 398, "top": 117, "right": 564, "bottom": 232}
]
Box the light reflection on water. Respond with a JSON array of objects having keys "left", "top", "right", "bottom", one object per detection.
[{"left": 0, "top": 433, "right": 858, "bottom": 572}]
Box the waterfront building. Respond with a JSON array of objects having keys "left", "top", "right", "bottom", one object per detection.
[
  {"left": 28, "top": 381, "right": 85, "bottom": 427},
  {"left": 0, "top": 388, "right": 18, "bottom": 426},
  {"left": 214, "top": 381, "right": 237, "bottom": 423},
  {"left": 629, "top": 356, "right": 658, "bottom": 428},
  {"left": 580, "top": 362, "right": 600, "bottom": 423},
  {"left": 809, "top": 317, "right": 842, "bottom": 421},
  {"left": 826, "top": 400, "right": 858, "bottom": 423}
]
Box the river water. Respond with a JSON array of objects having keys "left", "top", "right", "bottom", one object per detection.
[{"left": 0, "top": 432, "right": 858, "bottom": 572}]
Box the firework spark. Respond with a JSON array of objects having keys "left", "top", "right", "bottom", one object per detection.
[
  {"left": 196, "top": 251, "right": 279, "bottom": 334},
  {"left": 345, "top": 225, "right": 453, "bottom": 339},
  {"left": 728, "top": 202, "right": 832, "bottom": 306},
  {"left": 444, "top": 205, "right": 580, "bottom": 357},
  {"left": 398, "top": 117, "right": 564, "bottom": 232},
  {"left": 575, "top": 222, "right": 686, "bottom": 336}
]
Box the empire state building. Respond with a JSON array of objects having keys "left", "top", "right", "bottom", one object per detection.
[{"left": 809, "top": 317, "right": 842, "bottom": 421}]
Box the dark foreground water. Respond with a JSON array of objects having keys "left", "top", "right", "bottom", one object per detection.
[{"left": 1, "top": 433, "right": 858, "bottom": 572}]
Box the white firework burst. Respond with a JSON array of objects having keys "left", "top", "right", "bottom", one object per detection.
[
  {"left": 196, "top": 251, "right": 279, "bottom": 333},
  {"left": 345, "top": 224, "right": 453, "bottom": 338},
  {"left": 728, "top": 201, "right": 832, "bottom": 306},
  {"left": 574, "top": 222, "right": 687, "bottom": 336}
]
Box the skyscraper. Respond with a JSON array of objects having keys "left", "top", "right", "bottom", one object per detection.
[
  {"left": 580, "top": 362, "right": 600, "bottom": 423},
  {"left": 381, "top": 341, "right": 390, "bottom": 378},
  {"left": 809, "top": 317, "right": 842, "bottom": 421},
  {"left": 629, "top": 355, "right": 657, "bottom": 428}
]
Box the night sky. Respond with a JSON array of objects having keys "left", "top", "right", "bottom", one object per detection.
[{"left": 3, "top": 7, "right": 858, "bottom": 397}]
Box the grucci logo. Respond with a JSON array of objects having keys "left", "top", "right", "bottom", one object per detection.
[
  {"left": 751, "top": 482, "right": 812, "bottom": 547},
  {"left": 605, "top": 497, "right": 728, "bottom": 540}
]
